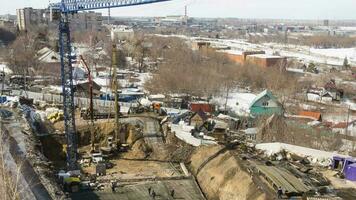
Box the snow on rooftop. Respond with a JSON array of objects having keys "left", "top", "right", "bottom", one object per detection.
[
  {"left": 149, "top": 94, "right": 165, "bottom": 99},
  {"left": 247, "top": 54, "right": 282, "bottom": 59},
  {"left": 212, "top": 91, "right": 256, "bottom": 117},
  {"left": 219, "top": 49, "right": 243, "bottom": 55},
  {"left": 217, "top": 113, "right": 239, "bottom": 121},
  {"left": 93, "top": 77, "right": 111, "bottom": 87}
]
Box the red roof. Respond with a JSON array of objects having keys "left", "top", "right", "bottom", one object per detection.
[
  {"left": 332, "top": 120, "right": 356, "bottom": 129},
  {"left": 323, "top": 121, "right": 333, "bottom": 128},
  {"left": 190, "top": 103, "right": 213, "bottom": 113},
  {"left": 333, "top": 122, "right": 348, "bottom": 129},
  {"left": 298, "top": 111, "right": 322, "bottom": 121}
]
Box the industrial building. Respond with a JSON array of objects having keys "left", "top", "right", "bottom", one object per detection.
[{"left": 223, "top": 50, "right": 286, "bottom": 67}]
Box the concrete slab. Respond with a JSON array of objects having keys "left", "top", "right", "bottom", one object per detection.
[{"left": 71, "top": 179, "right": 205, "bottom": 200}]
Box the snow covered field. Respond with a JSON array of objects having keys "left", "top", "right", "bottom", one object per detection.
[{"left": 156, "top": 34, "right": 356, "bottom": 67}]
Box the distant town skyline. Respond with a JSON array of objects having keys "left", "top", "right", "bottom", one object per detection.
[{"left": 1, "top": 0, "right": 356, "bottom": 20}]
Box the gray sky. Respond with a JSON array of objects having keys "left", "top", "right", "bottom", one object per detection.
[{"left": 1, "top": 0, "right": 356, "bottom": 20}]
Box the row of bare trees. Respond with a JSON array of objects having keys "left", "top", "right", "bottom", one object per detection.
[
  {"left": 248, "top": 34, "right": 356, "bottom": 48},
  {"left": 144, "top": 37, "right": 299, "bottom": 99},
  {"left": 145, "top": 38, "right": 239, "bottom": 97}
]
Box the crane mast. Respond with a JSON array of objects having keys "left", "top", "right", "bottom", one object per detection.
[
  {"left": 53, "top": 0, "right": 172, "bottom": 170},
  {"left": 59, "top": 12, "right": 77, "bottom": 170}
]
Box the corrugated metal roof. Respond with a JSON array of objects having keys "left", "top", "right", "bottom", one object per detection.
[{"left": 256, "top": 164, "right": 310, "bottom": 194}]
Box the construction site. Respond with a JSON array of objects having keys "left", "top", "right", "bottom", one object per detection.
[
  {"left": 2, "top": 96, "right": 356, "bottom": 200},
  {"left": 0, "top": 0, "right": 356, "bottom": 200}
]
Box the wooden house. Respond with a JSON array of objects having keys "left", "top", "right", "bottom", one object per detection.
[
  {"left": 249, "top": 90, "right": 283, "bottom": 117},
  {"left": 190, "top": 110, "right": 209, "bottom": 127}
]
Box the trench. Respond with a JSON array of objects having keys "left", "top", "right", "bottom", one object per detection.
[{"left": 2, "top": 124, "right": 53, "bottom": 200}]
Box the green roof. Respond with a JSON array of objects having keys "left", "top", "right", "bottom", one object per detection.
[{"left": 250, "top": 89, "right": 278, "bottom": 108}]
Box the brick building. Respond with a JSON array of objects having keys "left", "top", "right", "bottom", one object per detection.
[{"left": 223, "top": 50, "right": 286, "bottom": 68}]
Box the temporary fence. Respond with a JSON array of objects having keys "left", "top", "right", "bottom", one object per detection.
[{"left": 11, "top": 90, "right": 135, "bottom": 110}]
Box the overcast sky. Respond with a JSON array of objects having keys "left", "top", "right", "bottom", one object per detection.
[{"left": 1, "top": 0, "right": 356, "bottom": 20}]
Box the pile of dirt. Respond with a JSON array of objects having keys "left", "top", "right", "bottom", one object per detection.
[
  {"left": 189, "top": 145, "right": 267, "bottom": 200},
  {"left": 121, "top": 139, "right": 152, "bottom": 159}
]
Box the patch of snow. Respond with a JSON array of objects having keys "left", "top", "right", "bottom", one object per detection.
[
  {"left": 148, "top": 94, "right": 165, "bottom": 100},
  {"left": 94, "top": 77, "right": 111, "bottom": 87},
  {"left": 0, "top": 63, "right": 13, "bottom": 74},
  {"left": 256, "top": 142, "right": 348, "bottom": 166},
  {"left": 139, "top": 98, "right": 152, "bottom": 107},
  {"left": 286, "top": 68, "right": 305, "bottom": 74},
  {"left": 216, "top": 113, "right": 239, "bottom": 121},
  {"left": 170, "top": 123, "right": 216, "bottom": 146},
  {"left": 310, "top": 48, "right": 356, "bottom": 63},
  {"left": 241, "top": 128, "right": 258, "bottom": 135}
]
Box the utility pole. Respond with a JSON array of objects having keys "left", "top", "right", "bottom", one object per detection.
[
  {"left": 108, "top": 8, "right": 111, "bottom": 25},
  {"left": 1, "top": 67, "right": 4, "bottom": 95},
  {"left": 224, "top": 85, "right": 230, "bottom": 115},
  {"left": 345, "top": 105, "right": 351, "bottom": 136},
  {"left": 111, "top": 44, "right": 120, "bottom": 147}
]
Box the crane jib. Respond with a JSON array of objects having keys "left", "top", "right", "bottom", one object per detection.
[{"left": 50, "top": 0, "right": 172, "bottom": 13}]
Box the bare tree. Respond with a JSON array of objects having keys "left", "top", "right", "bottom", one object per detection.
[{"left": 5, "top": 33, "right": 38, "bottom": 77}]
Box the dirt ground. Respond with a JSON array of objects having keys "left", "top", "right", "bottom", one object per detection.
[
  {"left": 109, "top": 160, "right": 181, "bottom": 177},
  {"left": 82, "top": 159, "right": 182, "bottom": 178},
  {"left": 323, "top": 170, "right": 356, "bottom": 189},
  {"left": 190, "top": 145, "right": 267, "bottom": 200}
]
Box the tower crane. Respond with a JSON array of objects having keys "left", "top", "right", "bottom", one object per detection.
[{"left": 50, "top": 0, "right": 172, "bottom": 170}]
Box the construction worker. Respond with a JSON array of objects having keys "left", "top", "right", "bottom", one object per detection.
[
  {"left": 111, "top": 182, "right": 116, "bottom": 193},
  {"left": 151, "top": 190, "right": 156, "bottom": 199},
  {"left": 148, "top": 187, "right": 152, "bottom": 195},
  {"left": 277, "top": 187, "right": 283, "bottom": 199},
  {"left": 171, "top": 189, "right": 175, "bottom": 198}
]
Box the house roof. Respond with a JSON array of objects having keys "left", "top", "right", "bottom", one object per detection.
[
  {"left": 323, "top": 121, "right": 333, "bottom": 128},
  {"left": 212, "top": 120, "right": 228, "bottom": 130},
  {"left": 37, "top": 47, "right": 60, "bottom": 63},
  {"left": 191, "top": 109, "right": 209, "bottom": 121},
  {"left": 332, "top": 120, "right": 356, "bottom": 129},
  {"left": 250, "top": 89, "right": 278, "bottom": 107},
  {"left": 324, "top": 80, "right": 338, "bottom": 91},
  {"left": 298, "top": 111, "right": 322, "bottom": 121}
]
